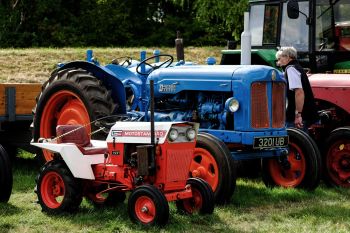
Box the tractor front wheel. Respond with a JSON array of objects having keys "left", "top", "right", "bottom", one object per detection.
[
  {"left": 36, "top": 160, "right": 82, "bottom": 214},
  {"left": 191, "top": 133, "right": 236, "bottom": 204},
  {"left": 128, "top": 185, "right": 169, "bottom": 226},
  {"left": 0, "top": 145, "right": 12, "bottom": 203},
  {"left": 324, "top": 127, "right": 350, "bottom": 187},
  {"left": 262, "top": 128, "right": 321, "bottom": 190},
  {"left": 176, "top": 178, "right": 214, "bottom": 215}
]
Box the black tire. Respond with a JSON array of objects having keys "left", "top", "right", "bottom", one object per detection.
[
  {"left": 323, "top": 126, "right": 350, "bottom": 187},
  {"left": 128, "top": 185, "right": 169, "bottom": 226},
  {"left": 262, "top": 128, "right": 321, "bottom": 190},
  {"left": 36, "top": 160, "right": 82, "bottom": 214},
  {"left": 192, "top": 133, "right": 236, "bottom": 204},
  {"left": 0, "top": 145, "right": 12, "bottom": 203},
  {"left": 33, "top": 68, "right": 117, "bottom": 163},
  {"left": 176, "top": 177, "right": 214, "bottom": 215}
]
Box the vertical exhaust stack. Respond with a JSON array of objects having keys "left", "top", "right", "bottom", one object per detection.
[
  {"left": 241, "top": 12, "right": 251, "bottom": 65},
  {"left": 175, "top": 31, "right": 185, "bottom": 62}
]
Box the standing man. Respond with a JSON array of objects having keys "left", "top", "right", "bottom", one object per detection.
[{"left": 276, "top": 47, "right": 318, "bottom": 130}]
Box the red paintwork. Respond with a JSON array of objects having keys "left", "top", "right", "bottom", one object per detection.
[
  {"left": 41, "top": 171, "right": 65, "bottom": 209},
  {"left": 308, "top": 74, "right": 350, "bottom": 113}
]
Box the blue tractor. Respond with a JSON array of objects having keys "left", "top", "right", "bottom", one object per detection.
[{"left": 32, "top": 51, "right": 321, "bottom": 204}]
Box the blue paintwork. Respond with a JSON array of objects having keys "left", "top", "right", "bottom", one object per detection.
[{"left": 57, "top": 50, "right": 288, "bottom": 160}]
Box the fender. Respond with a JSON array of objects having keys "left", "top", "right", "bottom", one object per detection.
[
  {"left": 309, "top": 74, "right": 350, "bottom": 113},
  {"left": 58, "top": 61, "right": 138, "bottom": 113},
  {"left": 31, "top": 142, "right": 105, "bottom": 180}
]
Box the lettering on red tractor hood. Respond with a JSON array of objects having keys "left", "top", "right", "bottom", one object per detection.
[{"left": 111, "top": 130, "right": 167, "bottom": 138}]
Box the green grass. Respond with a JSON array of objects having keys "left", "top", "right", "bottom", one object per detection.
[
  {"left": 2, "top": 153, "right": 350, "bottom": 233},
  {"left": 1, "top": 47, "right": 350, "bottom": 232}
]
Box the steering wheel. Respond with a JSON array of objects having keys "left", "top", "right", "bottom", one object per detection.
[{"left": 136, "top": 54, "right": 174, "bottom": 75}]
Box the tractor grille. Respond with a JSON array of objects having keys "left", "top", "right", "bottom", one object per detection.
[
  {"left": 166, "top": 149, "right": 193, "bottom": 182},
  {"left": 251, "top": 82, "right": 269, "bottom": 128},
  {"left": 251, "top": 82, "right": 285, "bottom": 129},
  {"left": 272, "top": 82, "right": 286, "bottom": 128}
]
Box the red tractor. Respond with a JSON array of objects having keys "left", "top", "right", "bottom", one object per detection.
[{"left": 31, "top": 111, "right": 214, "bottom": 226}]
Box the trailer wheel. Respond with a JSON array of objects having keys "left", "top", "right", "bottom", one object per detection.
[
  {"left": 324, "top": 127, "right": 350, "bottom": 188},
  {"left": 262, "top": 128, "right": 321, "bottom": 190},
  {"left": 36, "top": 160, "right": 82, "bottom": 214},
  {"left": 176, "top": 178, "right": 214, "bottom": 215},
  {"left": 33, "top": 68, "right": 117, "bottom": 163},
  {"left": 191, "top": 133, "right": 236, "bottom": 204},
  {"left": 128, "top": 185, "right": 169, "bottom": 226},
  {"left": 0, "top": 145, "right": 12, "bottom": 203}
]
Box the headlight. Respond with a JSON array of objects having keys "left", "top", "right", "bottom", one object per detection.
[
  {"left": 168, "top": 128, "right": 179, "bottom": 141},
  {"left": 225, "top": 97, "right": 240, "bottom": 112},
  {"left": 186, "top": 128, "right": 196, "bottom": 140}
]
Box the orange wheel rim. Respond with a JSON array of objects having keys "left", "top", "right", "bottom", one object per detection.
[
  {"left": 40, "top": 90, "right": 91, "bottom": 161},
  {"left": 134, "top": 196, "right": 156, "bottom": 223},
  {"left": 268, "top": 142, "right": 306, "bottom": 187},
  {"left": 41, "top": 171, "right": 65, "bottom": 209},
  {"left": 190, "top": 148, "right": 219, "bottom": 192},
  {"left": 326, "top": 140, "right": 350, "bottom": 187}
]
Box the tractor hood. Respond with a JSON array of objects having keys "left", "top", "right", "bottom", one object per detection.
[{"left": 148, "top": 65, "right": 282, "bottom": 95}]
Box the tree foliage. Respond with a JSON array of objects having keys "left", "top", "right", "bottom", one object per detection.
[{"left": 0, "top": 0, "right": 248, "bottom": 47}]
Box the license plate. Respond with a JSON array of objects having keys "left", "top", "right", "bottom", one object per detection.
[{"left": 253, "top": 136, "right": 289, "bottom": 149}]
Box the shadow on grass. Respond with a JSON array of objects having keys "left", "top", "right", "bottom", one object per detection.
[
  {"left": 226, "top": 178, "right": 350, "bottom": 210},
  {"left": 0, "top": 203, "right": 21, "bottom": 216}
]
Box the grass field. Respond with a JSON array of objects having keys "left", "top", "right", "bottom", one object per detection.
[
  {"left": 1, "top": 47, "right": 350, "bottom": 232},
  {"left": 1, "top": 152, "right": 350, "bottom": 233},
  {"left": 0, "top": 47, "right": 222, "bottom": 83}
]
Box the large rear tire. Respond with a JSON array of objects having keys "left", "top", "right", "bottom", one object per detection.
[
  {"left": 324, "top": 127, "right": 350, "bottom": 187},
  {"left": 262, "top": 128, "right": 321, "bottom": 190},
  {"left": 0, "top": 145, "right": 12, "bottom": 203},
  {"left": 191, "top": 133, "right": 236, "bottom": 204},
  {"left": 33, "top": 68, "right": 117, "bottom": 162}
]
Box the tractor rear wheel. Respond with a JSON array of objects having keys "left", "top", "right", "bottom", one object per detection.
[
  {"left": 0, "top": 145, "right": 12, "bottom": 203},
  {"left": 128, "top": 185, "right": 169, "bottom": 226},
  {"left": 36, "top": 160, "right": 82, "bottom": 214},
  {"left": 191, "top": 133, "right": 236, "bottom": 204},
  {"left": 33, "top": 68, "right": 117, "bottom": 163},
  {"left": 262, "top": 128, "right": 321, "bottom": 190},
  {"left": 176, "top": 177, "right": 214, "bottom": 215},
  {"left": 324, "top": 127, "right": 350, "bottom": 187}
]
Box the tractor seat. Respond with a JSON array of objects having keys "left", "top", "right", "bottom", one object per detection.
[{"left": 56, "top": 125, "right": 108, "bottom": 155}]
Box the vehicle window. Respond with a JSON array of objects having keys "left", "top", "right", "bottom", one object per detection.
[
  {"left": 250, "top": 5, "right": 265, "bottom": 46},
  {"left": 280, "top": 1, "right": 309, "bottom": 51},
  {"left": 262, "top": 4, "right": 279, "bottom": 45}
]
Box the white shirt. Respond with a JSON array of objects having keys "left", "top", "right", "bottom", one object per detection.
[{"left": 285, "top": 65, "right": 302, "bottom": 90}]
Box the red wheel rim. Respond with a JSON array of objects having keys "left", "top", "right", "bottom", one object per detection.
[
  {"left": 190, "top": 148, "right": 219, "bottom": 192},
  {"left": 268, "top": 142, "right": 306, "bottom": 187},
  {"left": 134, "top": 196, "right": 156, "bottom": 224},
  {"left": 40, "top": 90, "right": 91, "bottom": 161},
  {"left": 41, "top": 171, "right": 65, "bottom": 209},
  {"left": 326, "top": 140, "right": 350, "bottom": 187},
  {"left": 182, "top": 188, "right": 203, "bottom": 214}
]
